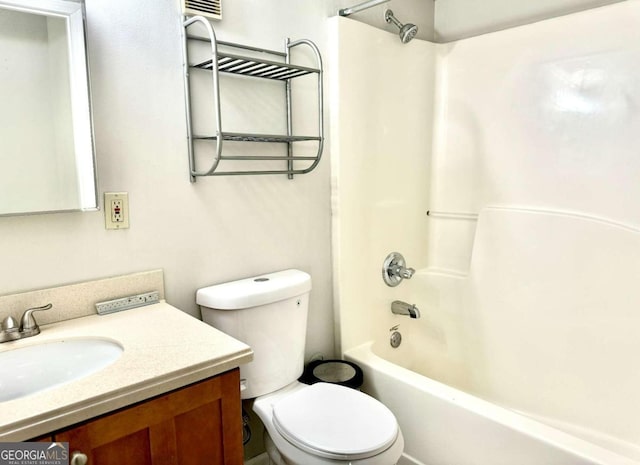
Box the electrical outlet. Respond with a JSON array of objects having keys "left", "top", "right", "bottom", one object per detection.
[
  {"left": 111, "top": 199, "right": 124, "bottom": 223},
  {"left": 104, "top": 192, "right": 130, "bottom": 230},
  {"left": 95, "top": 291, "right": 160, "bottom": 315}
]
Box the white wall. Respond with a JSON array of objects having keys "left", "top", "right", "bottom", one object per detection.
[
  {"left": 0, "top": 0, "right": 339, "bottom": 360},
  {"left": 434, "top": 0, "right": 625, "bottom": 41},
  {"left": 329, "top": 17, "right": 435, "bottom": 352},
  {"left": 332, "top": 0, "right": 640, "bottom": 453},
  {"left": 425, "top": 0, "right": 640, "bottom": 450},
  {"left": 430, "top": 0, "right": 640, "bottom": 271}
]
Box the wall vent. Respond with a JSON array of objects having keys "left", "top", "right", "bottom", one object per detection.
[{"left": 183, "top": 0, "right": 221, "bottom": 20}]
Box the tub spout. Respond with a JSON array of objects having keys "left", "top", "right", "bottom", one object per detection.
[{"left": 391, "top": 300, "right": 420, "bottom": 319}]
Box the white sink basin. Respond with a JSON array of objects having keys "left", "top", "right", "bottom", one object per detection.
[{"left": 0, "top": 338, "right": 123, "bottom": 402}]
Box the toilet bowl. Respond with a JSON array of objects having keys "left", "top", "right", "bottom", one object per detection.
[
  {"left": 254, "top": 382, "right": 404, "bottom": 465},
  {"left": 196, "top": 270, "right": 404, "bottom": 465}
]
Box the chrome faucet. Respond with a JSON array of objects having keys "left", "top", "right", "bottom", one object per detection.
[
  {"left": 391, "top": 300, "right": 420, "bottom": 319},
  {"left": 382, "top": 252, "right": 415, "bottom": 287},
  {"left": 0, "top": 303, "right": 52, "bottom": 343}
]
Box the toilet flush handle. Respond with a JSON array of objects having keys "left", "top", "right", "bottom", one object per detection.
[{"left": 71, "top": 452, "right": 88, "bottom": 465}]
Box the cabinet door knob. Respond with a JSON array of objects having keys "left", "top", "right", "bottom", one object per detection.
[{"left": 71, "top": 452, "right": 88, "bottom": 465}]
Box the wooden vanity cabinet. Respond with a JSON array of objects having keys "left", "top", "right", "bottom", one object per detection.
[{"left": 54, "top": 369, "right": 243, "bottom": 465}]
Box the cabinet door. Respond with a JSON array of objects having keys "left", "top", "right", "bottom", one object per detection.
[{"left": 56, "top": 369, "right": 243, "bottom": 465}]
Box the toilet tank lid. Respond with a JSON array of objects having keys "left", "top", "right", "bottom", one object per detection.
[{"left": 196, "top": 269, "right": 312, "bottom": 310}]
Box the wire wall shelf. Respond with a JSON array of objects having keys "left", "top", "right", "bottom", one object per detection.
[{"left": 182, "top": 16, "right": 324, "bottom": 180}]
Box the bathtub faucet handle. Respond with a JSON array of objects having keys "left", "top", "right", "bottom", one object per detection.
[
  {"left": 398, "top": 266, "right": 415, "bottom": 279},
  {"left": 382, "top": 252, "right": 415, "bottom": 287}
]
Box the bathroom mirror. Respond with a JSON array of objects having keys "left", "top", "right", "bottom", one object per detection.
[{"left": 0, "top": 0, "right": 97, "bottom": 216}]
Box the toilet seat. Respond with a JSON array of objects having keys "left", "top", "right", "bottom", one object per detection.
[{"left": 272, "top": 383, "right": 399, "bottom": 460}]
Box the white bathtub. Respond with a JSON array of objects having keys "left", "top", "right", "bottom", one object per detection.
[{"left": 345, "top": 341, "right": 640, "bottom": 465}]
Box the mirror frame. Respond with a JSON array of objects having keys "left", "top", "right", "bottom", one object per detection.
[{"left": 0, "top": 0, "right": 97, "bottom": 216}]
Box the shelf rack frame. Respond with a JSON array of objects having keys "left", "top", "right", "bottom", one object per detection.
[{"left": 182, "top": 16, "right": 324, "bottom": 181}]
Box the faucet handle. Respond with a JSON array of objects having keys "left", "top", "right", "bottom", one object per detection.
[
  {"left": 0, "top": 316, "right": 20, "bottom": 343},
  {"left": 2, "top": 315, "right": 18, "bottom": 332},
  {"left": 383, "top": 252, "right": 415, "bottom": 287},
  {"left": 19, "top": 303, "right": 53, "bottom": 335},
  {"left": 399, "top": 267, "right": 415, "bottom": 279}
]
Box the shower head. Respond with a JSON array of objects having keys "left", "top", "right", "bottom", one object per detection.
[{"left": 384, "top": 9, "right": 418, "bottom": 43}]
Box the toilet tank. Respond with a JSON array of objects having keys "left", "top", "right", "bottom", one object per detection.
[{"left": 196, "top": 269, "right": 312, "bottom": 399}]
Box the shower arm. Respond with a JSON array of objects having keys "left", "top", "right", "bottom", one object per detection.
[
  {"left": 339, "top": 0, "right": 390, "bottom": 17},
  {"left": 385, "top": 10, "right": 403, "bottom": 29}
]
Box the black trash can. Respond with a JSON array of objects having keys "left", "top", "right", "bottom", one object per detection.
[{"left": 298, "top": 359, "right": 364, "bottom": 389}]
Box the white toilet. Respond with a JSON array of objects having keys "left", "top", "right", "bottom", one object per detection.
[{"left": 196, "top": 269, "right": 404, "bottom": 465}]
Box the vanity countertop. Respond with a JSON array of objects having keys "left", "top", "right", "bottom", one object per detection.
[{"left": 0, "top": 301, "right": 253, "bottom": 441}]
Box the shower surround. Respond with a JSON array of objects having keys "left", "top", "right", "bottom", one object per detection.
[{"left": 330, "top": 1, "right": 640, "bottom": 463}]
